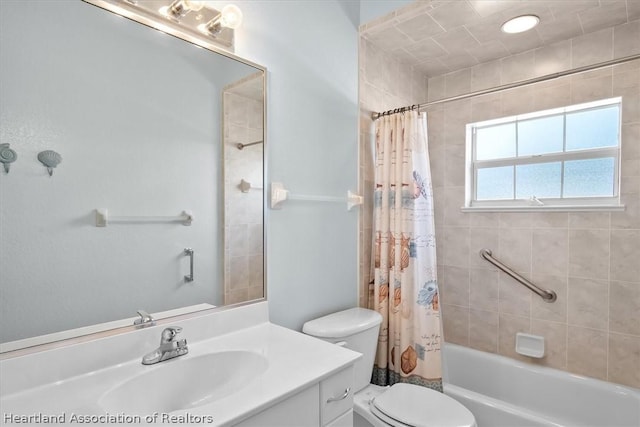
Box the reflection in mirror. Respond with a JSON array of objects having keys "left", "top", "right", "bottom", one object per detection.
[
  {"left": 223, "top": 75, "right": 264, "bottom": 304},
  {"left": 0, "top": 0, "right": 265, "bottom": 353}
]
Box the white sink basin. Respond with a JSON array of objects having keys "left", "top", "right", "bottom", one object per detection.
[{"left": 99, "top": 351, "right": 268, "bottom": 414}]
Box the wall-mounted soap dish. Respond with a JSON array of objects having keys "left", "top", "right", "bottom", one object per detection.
[{"left": 515, "top": 332, "right": 545, "bottom": 358}]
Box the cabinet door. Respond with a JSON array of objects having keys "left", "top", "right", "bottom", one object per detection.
[
  {"left": 234, "top": 384, "right": 320, "bottom": 427},
  {"left": 320, "top": 366, "right": 354, "bottom": 426},
  {"left": 325, "top": 409, "right": 353, "bottom": 427}
]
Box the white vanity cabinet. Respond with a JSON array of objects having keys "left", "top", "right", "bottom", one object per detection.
[
  {"left": 234, "top": 365, "right": 355, "bottom": 427},
  {"left": 233, "top": 385, "right": 320, "bottom": 426},
  {"left": 325, "top": 410, "right": 354, "bottom": 427},
  {"left": 0, "top": 304, "right": 362, "bottom": 427},
  {"left": 320, "top": 366, "right": 354, "bottom": 426}
]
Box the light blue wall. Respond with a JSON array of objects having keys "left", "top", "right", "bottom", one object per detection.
[
  {"left": 360, "top": 0, "right": 414, "bottom": 24},
  {"left": 233, "top": 1, "right": 360, "bottom": 330},
  {"left": 0, "top": 1, "right": 258, "bottom": 342}
]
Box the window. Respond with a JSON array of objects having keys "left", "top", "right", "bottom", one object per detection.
[{"left": 464, "top": 97, "right": 623, "bottom": 211}]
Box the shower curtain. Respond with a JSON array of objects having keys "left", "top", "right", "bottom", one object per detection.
[{"left": 371, "top": 110, "right": 442, "bottom": 392}]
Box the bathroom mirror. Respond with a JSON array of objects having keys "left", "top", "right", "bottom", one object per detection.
[{"left": 0, "top": 0, "right": 265, "bottom": 352}]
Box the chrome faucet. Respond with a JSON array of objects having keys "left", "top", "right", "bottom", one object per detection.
[
  {"left": 133, "top": 310, "right": 155, "bottom": 328},
  {"left": 142, "top": 327, "right": 188, "bottom": 365}
]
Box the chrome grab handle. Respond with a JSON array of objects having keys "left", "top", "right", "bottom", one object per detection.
[
  {"left": 184, "top": 248, "right": 194, "bottom": 282},
  {"left": 480, "top": 249, "right": 557, "bottom": 303},
  {"left": 326, "top": 387, "right": 350, "bottom": 403}
]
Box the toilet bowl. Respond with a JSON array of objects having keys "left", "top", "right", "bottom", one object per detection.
[{"left": 303, "top": 308, "right": 476, "bottom": 427}]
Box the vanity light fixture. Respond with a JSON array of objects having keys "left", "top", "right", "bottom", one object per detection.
[
  {"left": 501, "top": 15, "right": 540, "bottom": 34},
  {"left": 86, "top": 0, "right": 238, "bottom": 49},
  {"left": 160, "top": 0, "right": 204, "bottom": 20},
  {"left": 199, "top": 4, "right": 243, "bottom": 36}
]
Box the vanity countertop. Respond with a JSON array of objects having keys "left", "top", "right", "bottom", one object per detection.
[{"left": 0, "top": 303, "right": 361, "bottom": 426}]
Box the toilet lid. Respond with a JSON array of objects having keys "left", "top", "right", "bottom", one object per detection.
[{"left": 370, "top": 383, "right": 475, "bottom": 427}]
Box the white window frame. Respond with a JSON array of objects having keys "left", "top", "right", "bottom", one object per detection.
[{"left": 463, "top": 97, "right": 624, "bottom": 212}]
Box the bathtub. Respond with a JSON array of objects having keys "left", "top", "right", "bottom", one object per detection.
[{"left": 442, "top": 343, "right": 640, "bottom": 427}]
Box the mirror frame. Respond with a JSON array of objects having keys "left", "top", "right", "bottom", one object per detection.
[{"left": 0, "top": 0, "right": 267, "bottom": 359}]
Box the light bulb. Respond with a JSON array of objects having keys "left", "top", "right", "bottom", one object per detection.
[
  {"left": 501, "top": 15, "right": 539, "bottom": 34},
  {"left": 198, "top": 4, "right": 243, "bottom": 36},
  {"left": 220, "top": 4, "right": 243, "bottom": 29},
  {"left": 161, "top": 0, "right": 204, "bottom": 19},
  {"left": 183, "top": 0, "right": 204, "bottom": 12}
]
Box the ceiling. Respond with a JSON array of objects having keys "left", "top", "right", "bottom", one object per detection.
[{"left": 361, "top": 0, "right": 640, "bottom": 77}]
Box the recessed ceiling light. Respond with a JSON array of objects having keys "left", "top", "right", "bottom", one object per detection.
[{"left": 501, "top": 15, "right": 540, "bottom": 34}]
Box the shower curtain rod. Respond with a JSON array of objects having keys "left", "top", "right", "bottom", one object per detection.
[{"left": 371, "top": 53, "right": 640, "bottom": 121}]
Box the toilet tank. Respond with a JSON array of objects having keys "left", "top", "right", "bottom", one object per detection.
[{"left": 302, "top": 308, "right": 382, "bottom": 393}]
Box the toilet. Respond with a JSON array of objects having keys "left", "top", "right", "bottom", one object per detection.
[{"left": 303, "top": 308, "right": 476, "bottom": 427}]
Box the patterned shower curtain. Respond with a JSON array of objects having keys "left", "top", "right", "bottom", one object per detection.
[{"left": 371, "top": 110, "right": 442, "bottom": 392}]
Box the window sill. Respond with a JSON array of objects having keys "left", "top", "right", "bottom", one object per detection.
[{"left": 461, "top": 204, "right": 625, "bottom": 213}]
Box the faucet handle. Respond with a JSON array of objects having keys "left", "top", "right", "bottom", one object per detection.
[
  {"left": 160, "top": 327, "right": 183, "bottom": 344},
  {"left": 134, "top": 310, "right": 155, "bottom": 327}
]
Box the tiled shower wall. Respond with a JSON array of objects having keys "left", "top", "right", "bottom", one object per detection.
[
  {"left": 223, "top": 76, "right": 264, "bottom": 305},
  {"left": 359, "top": 14, "right": 639, "bottom": 387},
  {"left": 426, "top": 23, "right": 640, "bottom": 388},
  {"left": 358, "top": 36, "right": 428, "bottom": 309}
]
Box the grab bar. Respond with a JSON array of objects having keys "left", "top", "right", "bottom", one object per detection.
[
  {"left": 236, "top": 140, "right": 263, "bottom": 150},
  {"left": 479, "top": 249, "right": 557, "bottom": 303},
  {"left": 184, "top": 248, "right": 194, "bottom": 282},
  {"left": 270, "top": 182, "right": 363, "bottom": 211},
  {"left": 240, "top": 179, "right": 263, "bottom": 193},
  {"left": 95, "top": 209, "right": 193, "bottom": 227}
]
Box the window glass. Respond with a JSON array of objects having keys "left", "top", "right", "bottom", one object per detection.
[
  {"left": 517, "top": 115, "right": 564, "bottom": 156},
  {"left": 566, "top": 106, "right": 619, "bottom": 151},
  {"left": 476, "top": 123, "right": 516, "bottom": 160},
  {"left": 564, "top": 158, "right": 615, "bottom": 197},
  {"left": 477, "top": 166, "right": 513, "bottom": 200},
  {"left": 469, "top": 98, "right": 620, "bottom": 208},
  {"left": 516, "top": 162, "right": 562, "bottom": 199}
]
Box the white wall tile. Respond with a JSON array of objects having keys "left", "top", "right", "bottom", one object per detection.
[
  {"left": 614, "top": 20, "right": 640, "bottom": 58},
  {"left": 534, "top": 40, "right": 572, "bottom": 76},
  {"left": 471, "top": 60, "right": 502, "bottom": 92},
  {"left": 571, "top": 28, "right": 613, "bottom": 68},
  {"left": 501, "top": 51, "right": 536, "bottom": 84}
]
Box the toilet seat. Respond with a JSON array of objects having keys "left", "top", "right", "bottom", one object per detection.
[{"left": 369, "top": 383, "right": 476, "bottom": 427}]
